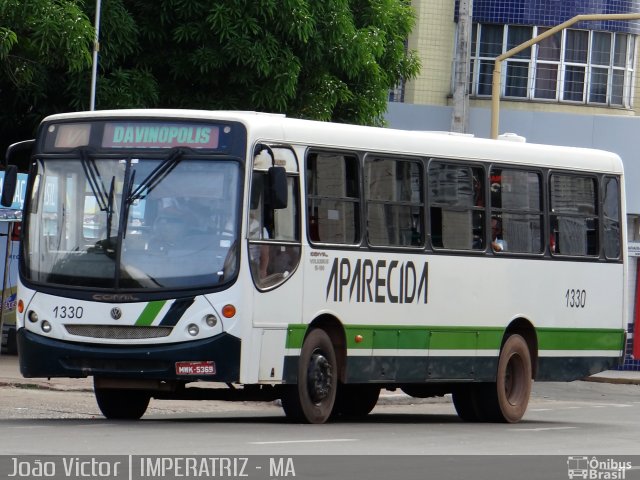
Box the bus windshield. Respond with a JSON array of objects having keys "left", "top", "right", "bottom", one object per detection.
[{"left": 23, "top": 153, "right": 241, "bottom": 290}]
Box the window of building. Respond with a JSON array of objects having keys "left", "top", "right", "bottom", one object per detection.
[
  {"left": 470, "top": 24, "right": 636, "bottom": 107},
  {"left": 549, "top": 174, "right": 598, "bottom": 256},
  {"left": 306, "top": 152, "right": 360, "bottom": 244},
  {"left": 428, "top": 161, "right": 485, "bottom": 250},
  {"left": 490, "top": 168, "right": 543, "bottom": 254},
  {"left": 534, "top": 28, "right": 562, "bottom": 100},
  {"left": 365, "top": 157, "right": 424, "bottom": 247}
]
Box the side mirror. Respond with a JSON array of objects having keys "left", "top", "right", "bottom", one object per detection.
[
  {"left": 1, "top": 165, "right": 18, "bottom": 207},
  {"left": 2, "top": 139, "right": 34, "bottom": 208},
  {"left": 268, "top": 166, "right": 288, "bottom": 209}
]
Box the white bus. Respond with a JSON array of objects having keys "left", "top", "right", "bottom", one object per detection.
[{"left": 1, "top": 110, "right": 626, "bottom": 424}]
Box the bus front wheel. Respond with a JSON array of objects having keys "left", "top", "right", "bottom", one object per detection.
[
  {"left": 332, "top": 384, "right": 380, "bottom": 418},
  {"left": 281, "top": 329, "right": 337, "bottom": 424},
  {"left": 94, "top": 384, "right": 150, "bottom": 420}
]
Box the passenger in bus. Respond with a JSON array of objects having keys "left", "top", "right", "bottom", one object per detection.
[
  {"left": 491, "top": 217, "right": 507, "bottom": 252},
  {"left": 249, "top": 211, "right": 270, "bottom": 278}
]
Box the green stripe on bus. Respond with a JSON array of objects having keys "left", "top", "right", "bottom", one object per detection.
[
  {"left": 134, "top": 301, "right": 167, "bottom": 326},
  {"left": 537, "top": 328, "right": 624, "bottom": 351},
  {"left": 341, "top": 326, "right": 504, "bottom": 350},
  {"left": 285, "top": 324, "right": 624, "bottom": 351},
  {"left": 286, "top": 325, "right": 307, "bottom": 349}
]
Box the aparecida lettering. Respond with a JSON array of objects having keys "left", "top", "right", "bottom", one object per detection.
[{"left": 326, "top": 257, "right": 428, "bottom": 304}]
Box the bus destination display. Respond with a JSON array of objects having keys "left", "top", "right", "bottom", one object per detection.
[
  {"left": 49, "top": 121, "right": 222, "bottom": 150},
  {"left": 103, "top": 123, "right": 220, "bottom": 148}
]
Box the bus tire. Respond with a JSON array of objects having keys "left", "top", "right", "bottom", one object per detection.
[
  {"left": 478, "top": 334, "right": 532, "bottom": 423},
  {"left": 281, "top": 329, "right": 337, "bottom": 424},
  {"left": 94, "top": 386, "right": 150, "bottom": 420},
  {"left": 452, "top": 385, "right": 481, "bottom": 422},
  {"left": 332, "top": 384, "right": 380, "bottom": 418}
]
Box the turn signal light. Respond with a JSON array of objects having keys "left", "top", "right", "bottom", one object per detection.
[{"left": 222, "top": 304, "right": 236, "bottom": 318}]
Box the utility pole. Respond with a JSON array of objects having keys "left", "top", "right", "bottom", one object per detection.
[
  {"left": 89, "top": 0, "right": 102, "bottom": 111},
  {"left": 451, "top": 0, "right": 472, "bottom": 133}
]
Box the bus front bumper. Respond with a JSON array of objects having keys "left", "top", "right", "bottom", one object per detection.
[{"left": 16, "top": 328, "right": 241, "bottom": 382}]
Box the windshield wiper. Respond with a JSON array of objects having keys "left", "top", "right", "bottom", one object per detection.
[
  {"left": 79, "top": 148, "right": 117, "bottom": 243},
  {"left": 79, "top": 149, "right": 111, "bottom": 213},
  {"left": 127, "top": 147, "right": 188, "bottom": 204}
]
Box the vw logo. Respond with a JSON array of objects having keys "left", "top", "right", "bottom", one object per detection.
[{"left": 110, "top": 307, "right": 122, "bottom": 320}]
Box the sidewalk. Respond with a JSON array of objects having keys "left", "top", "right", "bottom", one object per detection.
[
  {"left": 0, "top": 353, "right": 92, "bottom": 391},
  {"left": 0, "top": 353, "right": 639, "bottom": 392}
]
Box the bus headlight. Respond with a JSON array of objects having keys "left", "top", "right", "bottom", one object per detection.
[
  {"left": 27, "top": 310, "right": 39, "bottom": 323},
  {"left": 187, "top": 324, "right": 199, "bottom": 336},
  {"left": 41, "top": 321, "right": 52, "bottom": 333},
  {"left": 204, "top": 314, "right": 218, "bottom": 327}
]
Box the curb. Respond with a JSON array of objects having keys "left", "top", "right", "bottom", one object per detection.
[
  {"left": 0, "top": 380, "right": 93, "bottom": 392},
  {"left": 582, "top": 376, "right": 640, "bottom": 386}
]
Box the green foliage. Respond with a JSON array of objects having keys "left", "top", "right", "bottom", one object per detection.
[
  {"left": 0, "top": 0, "right": 420, "bottom": 156},
  {"left": 0, "top": 0, "right": 94, "bottom": 155},
  {"left": 126, "top": 0, "right": 419, "bottom": 125}
]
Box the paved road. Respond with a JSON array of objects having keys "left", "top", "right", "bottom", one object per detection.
[{"left": 0, "top": 380, "right": 638, "bottom": 456}]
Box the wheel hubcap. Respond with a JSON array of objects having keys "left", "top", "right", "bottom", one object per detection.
[
  {"left": 306, "top": 349, "right": 332, "bottom": 404},
  {"left": 504, "top": 353, "right": 523, "bottom": 406}
]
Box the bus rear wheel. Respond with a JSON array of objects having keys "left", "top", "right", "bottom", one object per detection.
[
  {"left": 477, "top": 334, "right": 532, "bottom": 423},
  {"left": 94, "top": 384, "right": 150, "bottom": 420},
  {"left": 452, "top": 385, "right": 481, "bottom": 422},
  {"left": 281, "top": 329, "right": 337, "bottom": 424}
]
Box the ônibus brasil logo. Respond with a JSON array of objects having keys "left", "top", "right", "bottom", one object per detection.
[{"left": 567, "top": 456, "right": 633, "bottom": 480}]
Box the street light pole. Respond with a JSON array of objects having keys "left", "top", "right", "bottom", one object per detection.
[{"left": 89, "top": 0, "right": 102, "bottom": 111}]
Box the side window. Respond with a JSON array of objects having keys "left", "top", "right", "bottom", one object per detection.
[
  {"left": 603, "top": 176, "right": 621, "bottom": 259},
  {"left": 490, "top": 168, "right": 543, "bottom": 254},
  {"left": 365, "top": 157, "right": 423, "bottom": 247},
  {"left": 550, "top": 174, "right": 598, "bottom": 256},
  {"left": 428, "top": 161, "right": 485, "bottom": 250},
  {"left": 249, "top": 147, "right": 301, "bottom": 289},
  {"left": 306, "top": 152, "right": 360, "bottom": 244}
]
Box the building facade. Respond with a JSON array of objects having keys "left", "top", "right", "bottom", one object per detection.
[{"left": 387, "top": 0, "right": 640, "bottom": 370}]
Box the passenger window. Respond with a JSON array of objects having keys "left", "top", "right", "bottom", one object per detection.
[
  {"left": 306, "top": 152, "right": 360, "bottom": 244},
  {"left": 490, "top": 168, "right": 543, "bottom": 254},
  {"left": 603, "top": 176, "right": 621, "bottom": 259},
  {"left": 365, "top": 157, "right": 424, "bottom": 247},
  {"left": 550, "top": 174, "right": 598, "bottom": 256},
  {"left": 428, "top": 161, "right": 485, "bottom": 250}
]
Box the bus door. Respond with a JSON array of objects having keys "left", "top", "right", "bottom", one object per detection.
[{"left": 248, "top": 146, "right": 302, "bottom": 381}]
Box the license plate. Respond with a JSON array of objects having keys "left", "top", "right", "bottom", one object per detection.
[{"left": 175, "top": 361, "right": 216, "bottom": 375}]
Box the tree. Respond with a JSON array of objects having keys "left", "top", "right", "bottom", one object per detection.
[
  {"left": 123, "top": 0, "right": 420, "bottom": 125},
  {"left": 68, "top": 0, "right": 159, "bottom": 111},
  {"left": 0, "top": 0, "right": 419, "bottom": 156},
  {"left": 0, "top": 0, "right": 155, "bottom": 157},
  {"left": 0, "top": 0, "right": 93, "bottom": 154}
]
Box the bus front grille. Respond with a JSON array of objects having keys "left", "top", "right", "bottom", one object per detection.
[{"left": 64, "top": 324, "right": 172, "bottom": 340}]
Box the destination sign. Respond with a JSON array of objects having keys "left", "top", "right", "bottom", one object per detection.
[
  {"left": 103, "top": 122, "right": 219, "bottom": 148},
  {"left": 42, "top": 119, "right": 244, "bottom": 154}
]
